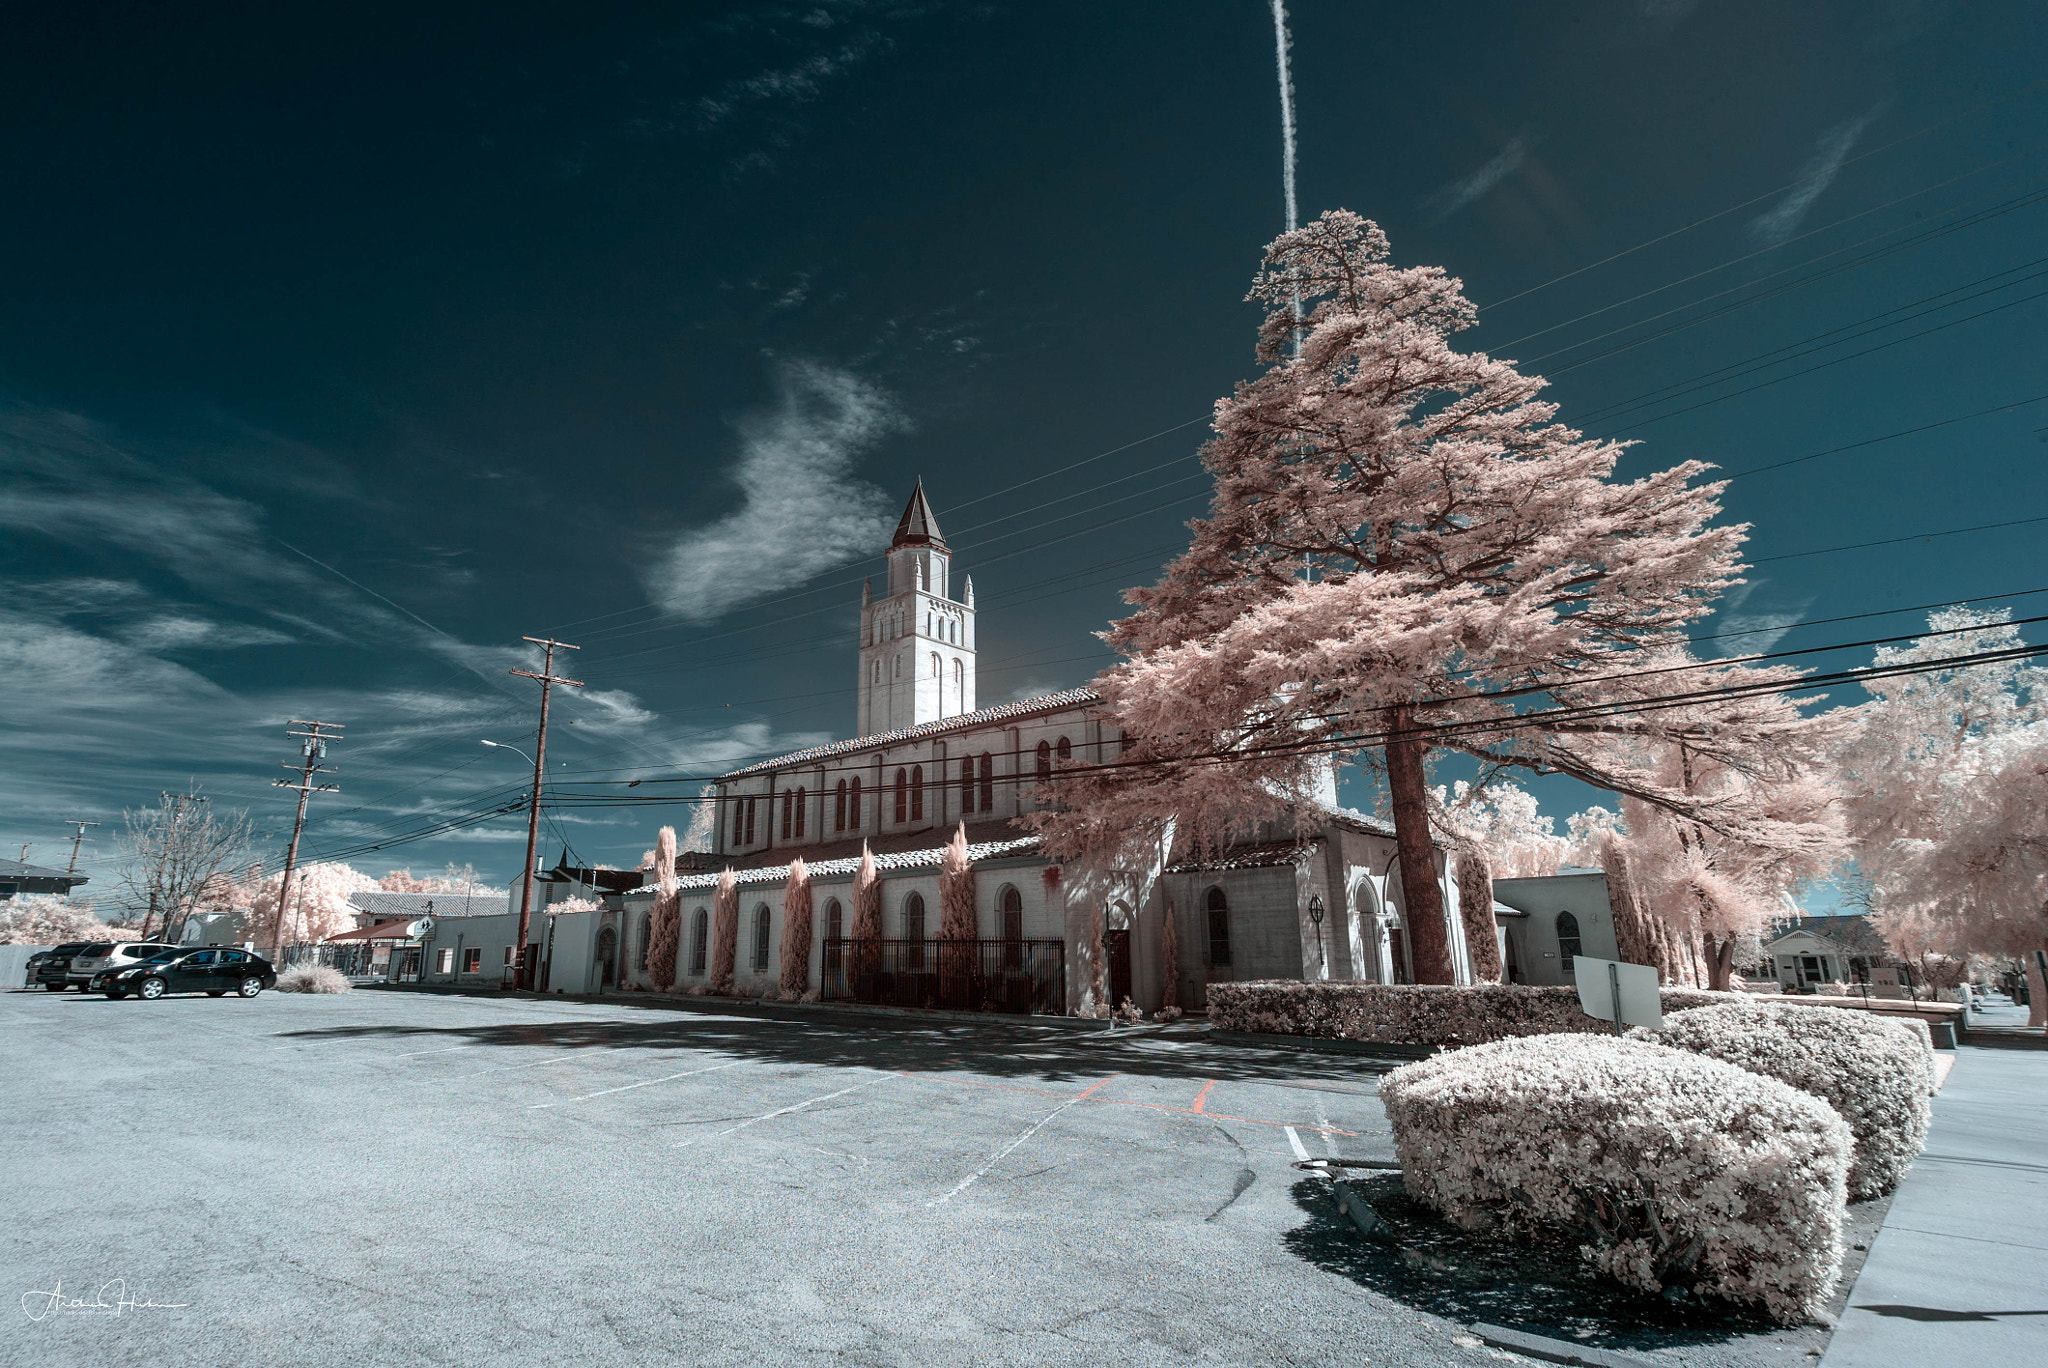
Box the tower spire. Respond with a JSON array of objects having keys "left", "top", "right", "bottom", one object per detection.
[{"left": 891, "top": 478, "right": 946, "bottom": 550}]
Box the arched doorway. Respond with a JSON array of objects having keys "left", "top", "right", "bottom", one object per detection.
[{"left": 595, "top": 926, "right": 617, "bottom": 992}]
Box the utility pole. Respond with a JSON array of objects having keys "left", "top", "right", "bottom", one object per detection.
[
  {"left": 63, "top": 821, "right": 99, "bottom": 876},
  {"left": 271, "top": 721, "right": 344, "bottom": 958},
  {"left": 510, "top": 637, "right": 581, "bottom": 990}
]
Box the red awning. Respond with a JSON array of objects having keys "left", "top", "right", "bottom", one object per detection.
[{"left": 326, "top": 918, "right": 425, "bottom": 943}]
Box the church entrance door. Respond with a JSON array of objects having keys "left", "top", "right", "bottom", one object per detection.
[
  {"left": 595, "top": 927, "right": 617, "bottom": 992},
  {"left": 1105, "top": 928, "right": 1131, "bottom": 1009}
]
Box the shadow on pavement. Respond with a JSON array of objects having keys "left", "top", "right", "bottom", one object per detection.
[
  {"left": 1280, "top": 1173, "right": 1872, "bottom": 1366},
  {"left": 263, "top": 990, "right": 1412, "bottom": 1090}
]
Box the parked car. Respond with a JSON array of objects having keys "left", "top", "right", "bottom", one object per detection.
[
  {"left": 68, "top": 941, "right": 179, "bottom": 990},
  {"left": 97, "top": 948, "right": 277, "bottom": 1000},
  {"left": 34, "top": 942, "right": 97, "bottom": 991}
]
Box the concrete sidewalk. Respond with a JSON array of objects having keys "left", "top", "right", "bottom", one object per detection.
[{"left": 1822, "top": 1004, "right": 2048, "bottom": 1366}]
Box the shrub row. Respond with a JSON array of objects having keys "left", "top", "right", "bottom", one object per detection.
[
  {"left": 1381, "top": 1033, "right": 1852, "bottom": 1324},
  {"left": 1206, "top": 980, "right": 1744, "bottom": 1047}
]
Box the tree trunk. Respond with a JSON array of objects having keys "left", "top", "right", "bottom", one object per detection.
[
  {"left": 1384, "top": 707, "right": 1455, "bottom": 984},
  {"left": 2028, "top": 944, "right": 2047, "bottom": 1031},
  {"left": 1705, "top": 933, "right": 1736, "bottom": 992}
]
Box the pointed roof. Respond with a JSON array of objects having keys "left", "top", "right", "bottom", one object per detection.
[{"left": 891, "top": 479, "right": 946, "bottom": 550}]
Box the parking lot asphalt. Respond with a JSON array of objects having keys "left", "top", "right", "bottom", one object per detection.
[{"left": 3, "top": 984, "right": 1515, "bottom": 1368}]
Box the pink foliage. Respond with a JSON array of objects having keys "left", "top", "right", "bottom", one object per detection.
[
  {"left": 648, "top": 826, "right": 680, "bottom": 992},
  {"left": 848, "top": 843, "right": 882, "bottom": 984},
  {"left": 1455, "top": 849, "right": 1501, "bottom": 983},
  {"left": 1027, "top": 211, "right": 1747, "bottom": 985},
  {"left": 710, "top": 867, "right": 738, "bottom": 996},
  {"left": 0, "top": 896, "right": 137, "bottom": 946},
  {"left": 249, "top": 862, "right": 381, "bottom": 946},
  {"left": 779, "top": 857, "right": 812, "bottom": 999},
  {"left": 938, "top": 823, "right": 977, "bottom": 980}
]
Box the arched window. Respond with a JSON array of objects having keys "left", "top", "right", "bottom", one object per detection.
[
  {"left": 1000, "top": 884, "right": 1024, "bottom": 967},
  {"left": 752, "top": 904, "right": 773, "bottom": 974},
  {"left": 1556, "top": 911, "right": 1583, "bottom": 973},
  {"left": 689, "top": 909, "right": 709, "bottom": 976},
  {"left": 1206, "top": 886, "right": 1232, "bottom": 967},
  {"left": 953, "top": 657, "right": 963, "bottom": 706},
  {"left": 1056, "top": 735, "right": 1072, "bottom": 762},
  {"left": 893, "top": 654, "right": 901, "bottom": 678},
  {"left": 636, "top": 914, "right": 650, "bottom": 971},
  {"left": 744, "top": 795, "right": 756, "bottom": 846},
  {"left": 979, "top": 752, "right": 994, "bottom": 811},
  {"left": 824, "top": 897, "right": 843, "bottom": 972},
  {"left": 893, "top": 768, "right": 908, "bottom": 823},
  {"left": 793, "top": 787, "right": 806, "bottom": 838},
  {"left": 910, "top": 763, "right": 924, "bottom": 821},
  {"left": 904, "top": 891, "right": 927, "bottom": 970},
  {"left": 834, "top": 779, "right": 847, "bottom": 831},
  {"left": 730, "top": 792, "right": 743, "bottom": 847},
  {"left": 960, "top": 757, "right": 976, "bottom": 813},
  {"left": 1036, "top": 740, "right": 1052, "bottom": 782},
  {"left": 930, "top": 651, "right": 940, "bottom": 678},
  {"left": 780, "top": 790, "right": 793, "bottom": 840},
  {"left": 872, "top": 660, "right": 881, "bottom": 685},
  {"left": 849, "top": 776, "right": 863, "bottom": 829}
]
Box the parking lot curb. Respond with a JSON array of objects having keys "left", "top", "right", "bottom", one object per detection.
[{"left": 1467, "top": 1323, "right": 1657, "bottom": 1368}]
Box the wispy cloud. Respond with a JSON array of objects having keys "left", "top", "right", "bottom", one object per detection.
[
  {"left": 1712, "top": 582, "right": 1815, "bottom": 656},
  {"left": 1748, "top": 109, "right": 1881, "bottom": 247},
  {"left": 1425, "top": 136, "right": 1531, "bottom": 223},
  {"left": 644, "top": 360, "right": 904, "bottom": 623}
]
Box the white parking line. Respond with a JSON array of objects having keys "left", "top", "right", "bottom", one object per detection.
[
  {"left": 531, "top": 1058, "right": 742, "bottom": 1108},
  {"left": 673, "top": 1073, "right": 895, "bottom": 1148},
  {"left": 451, "top": 1051, "right": 588, "bottom": 1079},
  {"left": 932, "top": 1092, "right": 1090, "bottom": 1206},
  {"left": 1284, "top": 1126, "right": 1311, "bottom": 1162},
  {"left": 393, "top": 1044, "right": 472, "bottom": 1058}
]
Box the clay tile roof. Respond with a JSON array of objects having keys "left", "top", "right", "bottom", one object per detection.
[
  {"left": 624, "top": 834, "right": 1046, "bottom": 894},
  {"left": 721, "top": 688, "right": 1102, "bottom": 778}
]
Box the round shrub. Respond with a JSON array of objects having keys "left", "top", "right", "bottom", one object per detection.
[
  {"left": 1380, "top": 1033, "right": 1851, "bottom": 1325},
  {"left": 1645, "top": 1001, "right": 1934, "bottom": 1200},
  {"left": 276, "top": 964, "right": 352, "bottom": 994}
]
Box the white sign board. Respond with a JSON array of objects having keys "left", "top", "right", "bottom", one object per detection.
[{"left": 1574, "top": 957, "right": 1663, "bottom": 1032}]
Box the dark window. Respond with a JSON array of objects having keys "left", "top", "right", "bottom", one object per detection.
[
  {"left": 1056, "top": 735, "right": 1072, "bottom": 763},
  {"left": 1556, "top": 911, "right": 1583, "bottom": 973},
  {"left": 794, "top": 787, "right": 806, "bottom": 838},
  {"left": 961, "top": 758, "right": 976, "bottom": 813},
  {"left": 1206, "top": 886, "right": 1232, "bottom": 966},
  {"left": 824, "top": 898, "right": 843, "bottom": 972},
  {"left": 979, "top": 753, "right": 994, "bottom": 811},
  {"left": 731, "top": 793, "right": 744, "bottom": 848},
  {"left": 910, "top": 764, "right": 924, "bottom": 821},
  {"left": 462, "top": 947, "right": 482, "bottom": 974},
  {"left": 1000, "top": 885, "right": 1024, "bottom": 968},
  {"left": 834, "top": 780, "right": 847, "bottom": 831},
  {"left": 753, "top": 906, "right": 772, "bottom": 974},
  {"left": 636, "top": 916, "right": 649, "bottom": 971},
  {"left": 689, "top": 910, "right": 709, "bottom": 976},
  {"left": 849, "top": 776, "right": 862, "bottom": 829},
  {"left": 893, "top": 768, "right": 908, "bottom": 824},
  {"left": 1036, "top": 740, "right": 1052, "bottom": 782},
  {"left": 744, "top": 796, "right": 756, "bottom": 846},
  {"left": 781, "top": 790, "right": 792, "bottom": 840},
  {"left": 904, "top": 893, "right": 926, "bottom": 970}
]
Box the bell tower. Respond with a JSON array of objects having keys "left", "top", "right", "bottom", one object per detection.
[{"left": 857, "top": 480, "right": 976, "bottom": 736}]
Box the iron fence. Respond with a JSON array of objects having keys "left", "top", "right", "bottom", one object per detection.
[{"left": 821, "top": 937, "right": 1065, "bottom": 1015}]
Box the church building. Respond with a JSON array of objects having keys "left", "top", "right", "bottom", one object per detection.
[{"left": 597, "top": 483, "right": 1472, "bottom": 1013}]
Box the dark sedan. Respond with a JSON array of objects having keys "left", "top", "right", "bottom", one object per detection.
[
  {"left": 34, "top": 942, "right": 96, "bottom": 990},
  {"left": 97, "top": 948, "right": 276, "bottom": 1000}
]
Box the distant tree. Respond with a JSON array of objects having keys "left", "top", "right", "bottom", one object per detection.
[
  {"left": 779, "top": 857, "right": 812, "bottom": 1000},
  {"left": 1839, "top": 607, "right": 2048, "bottom": 1023},
  {"left": 242, "top": 862, "right": 381, "bottom": 946},
  {"left": 119, "top": 791, "right": 255, "bottom": 943},
  {"left": 0, "top": 895, "right": 136, "bottom": 946},
  {"left": 1029, "top": 211, "right": 1746, "bottom": 984},
  {"left": 1159, "top": 897, "right": 1181, "bottom": 1012},
  {"left": 681, "top": 785, "right": 719, "bottom": 854},
  {"left": 849, "top": 843, "right": 882, "bottom": 985},
  {"left": 938, "top": 824, "right": 978, "bottom": 983},
  {"left": 378, "top": 863, "right": 486, "bottom": 894},
  {"left": 648, "top": 827, "right": 681, "bottom": 993},
  {"left": 709, "top": 867, "right": 738, "bottom": 996}
]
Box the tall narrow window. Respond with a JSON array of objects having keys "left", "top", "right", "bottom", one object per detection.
[
  {"left": 930, "top": 651, "right": 940, "bottom": 678},
  {"left": 637, "top": 915, "right": 650, "bottom": 971},
  {"left": 1556, "top": 911, "right": 1583, "bottom": 974},
  {"left": 1206, "top": 886, "right": 1232, "bottom": 966},
  {"left": 979, "top": 753, "right": 994, "bottom": 811},
  {"left": 910, "top": 764, "right": 924, "bottom": 821},
  {"left": 744, "top": 796, "right": 756, "bottom": 846},
  {"left": 1000, "top": 884, "right": 1024, "bottom": 968},
  {"left": 1056, "top": 736, "right": 1072, "bottom": 762},
  {"left": 752, "top": 905, "right": 772, "bottom": 974},
  {"left": 953, "top": 658, "right": 963, "bottom": 708},
  {"left": 849, "top": 776, "right": 862, "bottom": 829},
  {"left": 1035, "top": 740, "right": 1052, "bottom": 782},
  {"left": 893, "top": 768, "right": 908, "bottom": 824},
  {"left": 961, "top": 757, "right": 976, "bottom": 813},
  {"left": 904, "top": 892, "right": 926, "bottom": 970},
  {"left": 731, "top": 794, "right": 744, "bottom": 848},
  {"left": 834, "top": 780, "right": 847, "bottom": 831},
  {"left": 794, "top": 787, "right": 806, "bottom": 838},
  {"left": 689, "top": 910, "right": 709, "bottom": 976},
  {"left": 824, "top": 898, "right": 843, "bottom": 972},
  {"left": 780, "top": 790, "right": 792, "bottom": 840},
  {"left": 872, "top": 660, "right": 881, "bottom": 684}
]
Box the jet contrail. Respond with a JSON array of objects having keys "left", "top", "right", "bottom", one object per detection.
[{"left": 1270, "top": 0, "right": 1299, "bottom": 233}]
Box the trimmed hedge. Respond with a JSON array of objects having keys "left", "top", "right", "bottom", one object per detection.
[
  {"left": 1643, "top": 1001, "right": 1935, "bottom": 1200},
  {"left": 1207, "top": 980, "right": 1744, "bottom": 1047},
  {"left": 1381, "top": 1033, "right": 1852, "bottom": 1324}
]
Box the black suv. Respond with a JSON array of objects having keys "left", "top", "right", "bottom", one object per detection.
[
  {"left": 98, "top": 947, "right": 277, "bottom": 1000},
  {"left": 34, "top": 942, "right": 96, "bottom": 991}
]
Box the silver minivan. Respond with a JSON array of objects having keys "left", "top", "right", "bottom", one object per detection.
[{"left": 68, "top": 942, "right": 179, "bottom": 989}]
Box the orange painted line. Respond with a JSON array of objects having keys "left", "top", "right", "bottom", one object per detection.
[
  {"left": 893, "top": 1070, "right": 1358, "bottom": 1137},
  {"left": 1074, "top": 1076, "right": 1115, "bottom": 1101},
  {"left": 1191, "top": 1079, "right": 1217, "bottom": 1113}
]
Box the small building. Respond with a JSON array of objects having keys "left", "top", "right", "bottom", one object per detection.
[
  {"left": 1491, "top": 869, "right": 1621, "bottom": 986},
  {"left": 345, "top": 889, "right": 509, "bottom": 927},
  {"left": 1760, "top": 914, "right": 1894, "bottom": 992},
  {"left": 0, "top": 858, "right": 89, "bottom": 901}
]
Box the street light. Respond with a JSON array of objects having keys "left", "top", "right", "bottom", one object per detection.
[{"left": 480, "top": 738, "right": 533, "bottom": 767}]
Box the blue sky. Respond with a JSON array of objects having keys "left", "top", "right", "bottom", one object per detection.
[{"left": 2, "top": 1, "right": 2043, "bottom": 900}]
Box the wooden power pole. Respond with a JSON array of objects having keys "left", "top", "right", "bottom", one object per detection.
[
  {"left": 511, "top": 637, "right": 581, "bottom": 990},
  {"left": 270, "top": 720, "right": 344, "bottom": 957},
  {"left": 64, "top": 821, "right": 100, "bottom": 876}
]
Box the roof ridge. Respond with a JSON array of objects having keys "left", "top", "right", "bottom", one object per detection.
[{"left": 723, "top": 687, "right": 1102, "bottom": 778}]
